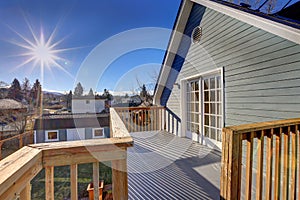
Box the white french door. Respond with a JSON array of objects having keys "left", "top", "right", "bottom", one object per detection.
[{"left": 185, "top": 71, "right": 223, "bottom": 148}]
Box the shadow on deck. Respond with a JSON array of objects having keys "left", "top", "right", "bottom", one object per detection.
[{"left": 127, "top": 131, "right": 221, "bottom": 200}]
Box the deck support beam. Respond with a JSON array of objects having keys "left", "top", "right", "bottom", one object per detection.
[
  {"left": 45, "top": 166, "right": 54, "bottom": 200},
  {"left": 112, "top": 157, "right": 128, "bottom": 200},
  {"left": 70, "top": 164, "right": 78, "bottom": 200}
]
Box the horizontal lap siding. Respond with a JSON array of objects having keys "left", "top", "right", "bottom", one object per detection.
[{"left": 166, "top": 4, "right": 300, "bottom": 126}]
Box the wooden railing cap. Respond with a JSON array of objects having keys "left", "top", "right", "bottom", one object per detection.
[{"left": 223, "top": 118, "right": 300, "bottom": 134}]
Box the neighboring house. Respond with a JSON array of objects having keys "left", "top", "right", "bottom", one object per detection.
[
  {"left": 0, "top": 99, "right": 27, "bottom": 132},
  {"left": 72, "top": 97, "right": 106, "bottom": 113},
  {"left": 34, "top": 113, "right": 110, "bottom": 143},
  {"left": 117, "top": 95, "right": 142, "bottom": 105},
  {"left": 154, "top": 0, "right": 300, "bottom": 150}
]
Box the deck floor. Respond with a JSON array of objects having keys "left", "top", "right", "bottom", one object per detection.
[{"left": 127, "top": 131, "right": 221, "bottom": 200}]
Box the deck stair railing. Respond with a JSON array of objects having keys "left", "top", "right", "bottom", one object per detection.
[
  {"left": 221, "top": 118, "right": 300, "bottom": 199},
  {"left": 114, "top": 106, "right": 181, "bottom": 135},
  {"left": 0, "top": 108, "right": 133, "bottom": 200}
]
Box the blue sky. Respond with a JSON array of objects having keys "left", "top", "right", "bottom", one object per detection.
[
  {"left": 0, "top": 0, "right": 298, "bottom": 94},
  {"left": 0, "top": 0, "right": 181, "bottom": 94}
]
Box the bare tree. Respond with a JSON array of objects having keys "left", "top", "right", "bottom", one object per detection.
[{"left": 0, "top": 109, "right": 28, "bottom": 134}]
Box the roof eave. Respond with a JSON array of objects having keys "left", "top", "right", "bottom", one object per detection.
[
  {"left": 153, "top": 0, "right": 194, "bottom": 105},
  {"left": 191, "top": 0, "right": 300, "bottom": 45}
]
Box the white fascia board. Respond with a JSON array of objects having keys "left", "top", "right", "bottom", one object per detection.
[
  {"left": 191, "top": 0, "right": 300, "bottom": 45},
  {"left": 153, "top": 0, "right": 193, "bottom": 105}
]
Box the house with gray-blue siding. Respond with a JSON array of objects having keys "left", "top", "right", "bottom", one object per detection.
[
  {"left": 34, "top": 113, "right": 110, "bottom": 143},
  {"left": 153, "top": 0, "right": 300, "bottom": 150}
]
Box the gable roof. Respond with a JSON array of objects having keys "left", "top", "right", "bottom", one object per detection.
[
  {"left": 34, "top": 113, "right": 110, "bottom": 130},
  {"left": 154, "top": 0, "right": 300, "bottom": 106}
]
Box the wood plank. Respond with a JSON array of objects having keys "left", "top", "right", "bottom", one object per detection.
[
  {"left": 154, "top": 109, "right": 157, "bottom": 130},
  {"left": 283, "top": 127, "right": 290, "bottom": 200},
  {"left": 245, "top": 132, "right": 254, "bottom": 200},
  {"left": 220, "top": 128, "right": 242, "bottom": 199},
  {"left": 19, "top": 134, "right": 23, "bottom": 148},
  {"left": 220, "top": 128, "right": 229, "bottom": 199},
  {"left": 93, "top": 162, "right": 99, "bottom": 200},
  {"left": 30, "top": 137, "right": 133, "bottom": 152},
  {"left": 112, "top": 159, "right": 128, "bottom": 200},
  {"left": 45, "top": 166, "right": 54, "bottom": 200},
  {"left": 110, "top": 108, "right": 131, "bottom": 138},
  {"left": 43, "top": 149, "right": 127, "bottom": 167},
  {"left": 226, "top": 118, "right": 300, "bottom": 134},
  {"left": 147, "top": 110, "right": 151, "bottom": 131},
  {"left": 0, "top": 146, "right": 42, "bottom": 197},
  {"left": 265, "top": 129, "right": 273, "bottom": 200},
  {"left": 0, "top": 159, "right": 42, "bottom": 200},
  {"left": 274, "top": 128, "right": 282, "bottom": 199},
  {"left": 290, "top": 127, "right": 297, "bottom": 200},
  {"left": 256, "top": 130, "right": 264, "bottom": 200},
  {"left": 126, "top": 110, "right": 131, "bottom": 133},
  {"left": 70, "top": 164, "right": 78, "bottom": 200},
  {"left": 19, "top": 183, "right": 31, "bottom": 200},
  {"left": 0, "top": 142, "right": 2, "bottom": 161}
]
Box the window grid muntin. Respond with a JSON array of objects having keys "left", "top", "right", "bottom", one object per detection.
[
  {"left": 203, "top": 76, "right": 222, "bottom": 142},
  {"left": 186, "top": 80, "right": 201, "bottom": 134},
  {"left": 186, "top": 73, "right": 223, "bottom": 142}
]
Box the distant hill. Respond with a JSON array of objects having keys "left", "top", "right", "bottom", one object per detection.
[
  {"left": 0, "top": 81, "right": 10, "bottom": 89},
  {"left": 43, "top": 90, "right": 64, "bottom": 96}
]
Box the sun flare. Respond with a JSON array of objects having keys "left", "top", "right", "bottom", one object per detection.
[{"left": 7, "top": 20, "right": 75, "bottom": 79}]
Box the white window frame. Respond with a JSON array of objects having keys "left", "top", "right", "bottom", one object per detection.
[
  {"left": 181, "top": 68, "right": 224, "bottom": 149},
  {"left": 45, "top": 130, "right": 59, "bottom": 142},
  {"left": 92, "top": 128, "right": 105, "bottom": 139}
]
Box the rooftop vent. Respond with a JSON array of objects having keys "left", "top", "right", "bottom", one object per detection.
[{"left": 192, "top": 26, "right": 202, "bottom": 44}]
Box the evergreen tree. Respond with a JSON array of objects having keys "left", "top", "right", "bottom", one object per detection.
[
  {"left": 88, "top": 88, "right": 94, "bottom": 96},
  {"left": 22, "top": 78, "right": 31, "bottom": 102},
  {"left": 140, "top": 84, "right": 147, "bottom": 98},
  {"left": 74, "top": 82, "right": 83, "bottom": 97},
  {"left": 103, "top": 89, "right": 113, "bottom": 100},
  {"left": 30, "top": 79, "right": 42, "bottom": 107},
  {"left": 66, "top": 90, "right": 72, "bottom": 110},
  {"left": 8, "top": 78, "right": 22, "bottom": 101}
]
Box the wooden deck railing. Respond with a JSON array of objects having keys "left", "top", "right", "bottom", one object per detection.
[
  {"left": 0, "top": 108, "right": 133, "bottom": 200},
  {"left": 0, "top": 130, "right": 34, "bottom": 160},
  {"left": 114, "top": 106, "right": 181, "bottom": 135},
  {"left": 221, "top": 118, "right": 300, "bottom": 200}
]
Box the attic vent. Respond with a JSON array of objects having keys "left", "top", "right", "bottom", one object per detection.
[{"left": 192, "top": 26, "right": 202, "bottom": 44}]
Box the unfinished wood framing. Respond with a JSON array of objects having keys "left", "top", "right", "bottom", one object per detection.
[
  {"left": 19, "top": 183, "right": 31, "bottom": 200},
  {"left": 93, "top": 162, "right": 99, "bottom": 200},
  {"left": 113, "top": 106, "right": 166, "bottom": 133},
  {"left": 70, "top": 164, "right": 78, "bottom": 200},
  {"left": 221, "top": 118, "right": 300, "bottom": 200},
  {"left": 45, "top": 166, "right": 54, "bottom": 200},
  {"left": 112, "top": 158, "right": 128, "bottom": 200}
]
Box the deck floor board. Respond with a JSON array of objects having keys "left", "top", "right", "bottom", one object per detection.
[{"left": 127, "top": 131, "right": 221, "bottom": 200}]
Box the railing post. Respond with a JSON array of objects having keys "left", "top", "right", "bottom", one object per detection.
[
  {"left": 112, "top": 157, "right": 128, "bottom": 200},
  {"left": 19, "top": 183, "right": 31, "bottom": 200},
  {"left": 45, "top": 166, "right": 54, "bottom": 200},
  {"left": 70, "top": 164, "right": 78, "bottom": 200},
  {"left": 19, "top": 134, "right": 23, "bottom": 149},
  {"left": 93, "top": 162, "right": 100, "bottom": 200},
  {"left": 220, "top": 128, "right": 242, "bottom": 200},
  {"left": 0, "top": 141, "right": 2, "bottom": 160}
]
